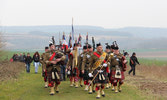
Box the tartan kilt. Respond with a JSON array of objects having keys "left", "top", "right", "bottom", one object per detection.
[
  {"left": 71, "top": 67, "right": 79, "bottom": 77},
  {"left": 47, "top": 68, "right": 62, "bottom": 84},
  {"left": 83, "top": 69, "right": 89, "bottom": 81},
  {"left": 93, "top": 69, "right": 108, "bottom": 84},
  {"left": 110, "top": 70, "right": 125, "bottom": 81}
]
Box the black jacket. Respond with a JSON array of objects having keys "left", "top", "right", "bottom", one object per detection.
[
  {"left": 33, "top": 55, "right": 40, "bottom": 62},
  {"left": 25, "top": 56, "right": 33, "bottom": 64},
  {"left": 129, "top": 56, "right": 139, "bottom": 66}
]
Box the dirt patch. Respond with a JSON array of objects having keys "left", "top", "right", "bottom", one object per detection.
[
  {"left": 139, "top": 81, "right": 167, "bottom": 96},
  {"left": 0, "top": 61, "right": 25, "bottom": 81},
  {"left": 125, "top": 65, "right": 167, "bottom": 99}
]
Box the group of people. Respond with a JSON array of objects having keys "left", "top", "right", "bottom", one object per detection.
[
  {"left": 11, "top": 52, "right": 41, "bottom": 73},
  {"left": 11, "top": 53, "right": 26, "bottom": 62},
  {"left": 39, "top": 40, "right": 141, "bottom": 99}
]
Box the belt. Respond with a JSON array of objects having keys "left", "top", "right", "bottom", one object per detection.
[{"left": 97, "top": 70, "right": 104, "bottom": 73}]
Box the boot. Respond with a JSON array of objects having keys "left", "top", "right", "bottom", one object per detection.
[
  {"left": 55, "top": 84, "right": 59, "bottom": 93},
  {"left": 44, "top": 82, "right": 48, "bottom": 88},
  {"left": 101, "top": 88, "right": 105, "bottom": 97},
  {"left": 80, "top": 79, "right": 83, "bottom": 87},
  {"left": 75, "top": 82, "right": 79, "bottom": 88},
  {"left": 118, "top": 85, "right": 122, "bottom": 92},
  {"left": 88, "top": 86, "right": 92, "bottom": 94},
  {"left": 106, "top": 83, "right": 109, "bottom": 89},
  {"left": 84, "top": 85, "right": 88, "bottom": 91},
  {"left": 49, "top": 87, "right": 55, "bottom": 95},
  {"left": 111, "top": 84, "right": 115, "bottom": 91},
  {"left": 109, "top": 83, "right": 111, "bottom": 88},
  {"left": 96, "top": 90, "right": 101, "bottom": 99},
  {"left": 70, "top": 77, "right": 74, "bottom": 87},
  {"left": 92, "top": 84, "right": 96, "bottom": 93},
  {"left": 114, "top": 86, "right": 118, "bottom": 93},
  {"left": 70, "top": 81, "right": 74, "bottom": 87}
]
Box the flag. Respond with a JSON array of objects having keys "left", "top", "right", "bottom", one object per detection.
[
  {"left": 78, "top": 34, "right": 82, "bottom": 47},
  {"left": 72, "top": 18, "right": 74, "bottom": 47},
  {"left": 68, "top": 33, "right": 72, "bottom": 48},
  {"left": 62, "top": 32, "right": 68, "bottom": 50},
  {"left": 86, "top": 32, "right": 88, "bottom": 44}
]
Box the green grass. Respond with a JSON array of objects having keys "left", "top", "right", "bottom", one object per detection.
[
  {"left": 0, "top": 64, "right": 154, "bottom": 100},
  {"left": 0, "top": 50, "right": 166, "bottom": 100},
  {"left": 138, "top": 58, "right": 167, "bottom": 66},
  {"left": 125, "top": 57, "right": 167, "bottom": 67}
]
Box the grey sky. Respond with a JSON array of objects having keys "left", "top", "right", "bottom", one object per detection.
[{"left": 1, "top": 0, "right": 167, "bottom": 28}]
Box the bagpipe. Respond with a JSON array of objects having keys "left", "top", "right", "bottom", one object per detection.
[
  {"left": 49, "top": 36, "right": 65, "bottom": 65},
  {"left": 113, "top": 41, "right": 127, "bottom": 71}
]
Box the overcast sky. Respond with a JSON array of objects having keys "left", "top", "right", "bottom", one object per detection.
[{"left": 1, "top": 0, "right": 167, "bottom": 28}]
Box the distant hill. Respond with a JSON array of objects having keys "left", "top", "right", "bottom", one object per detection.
[
  {"left": 1, "top": 25, "right": 167, "bottom": 50},
  {"left": 111, "top": 27, "right": 167, "bottom": 38}
]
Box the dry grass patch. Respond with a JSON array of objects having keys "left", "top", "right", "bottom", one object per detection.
[{"left": 0, "top": 61, "right": 25, "bottom": 81}]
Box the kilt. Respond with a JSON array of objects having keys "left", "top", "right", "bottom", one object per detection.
[
  {"left": 42, "top": 70, "right": 47, "bottom": 82},
  {"left": 93, "top": 69, "right": 108, "bottom": 84},
  {"left": 110, "top": 70, "right": 125, "bottom": 81},
  {"left": 47, "top": 68, "right": 62, "bottom": 86},
  {"left": 69, "top": 67, "right": 79, "bottom": 77}
]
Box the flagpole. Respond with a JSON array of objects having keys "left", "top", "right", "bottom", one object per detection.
[{"left": 72, "top": 17, "right": 74, "bottom": 48}]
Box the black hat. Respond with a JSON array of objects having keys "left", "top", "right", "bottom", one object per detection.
[
  {"left": 73, "top": 43, "right": 78, "bottom": 47},
  {"left": 96, "top": 43, "right": 101, "bottom": 47},
  {"left": 83, "top": 45, "right": 87, "bottom": 49},
  {"left": 88, "top": 44, "right": 92, "bottom": 48},
  {"left": 112, "top": 41, "right": 119, "bottom": 50},
  {"left": 132, "top": 52, "right": 136, "bottom": 56},
  {"left": 106, "top": 45, "right": 111, "bottom": 49},
  {"left": 45, "top": 46, "right": 49, "bottom": 50},
  {"left": 113, "top": 45, "right": 119, "bottom": 50},
  {"left": 49, "top": 43, "right": 53, "bottom": 47},
  {"left": 110, "top": 45, "right": 114, "bottom": 49}
]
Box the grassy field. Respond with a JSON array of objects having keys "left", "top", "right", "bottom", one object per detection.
[
  {"left": 138, "top": 58, "right": 167, "bottom": 66},
  {"left": 0, "top": 63, "right": 154, "bottom": 100},
  {"left": 0, "top": 51, "right": 167, "bottom": 100}
]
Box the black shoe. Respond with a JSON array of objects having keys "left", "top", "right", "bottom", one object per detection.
[
  {"left": 50, "top": 93, "right": 54, "bottom": 95},
  {"left": 96, "top": 97, "right": 100, "bottom": 99},
  {"left": 102, "top": 94, "right": 105, "bottom": 97},
  {"left": 56, "top": 91, "right": 59, "bottom": 93},
  {"left": 93, "top": 90, "right": 95, "bottom": 93},
  {"left": 89, "top": 92, "right": 92, "bottom": 94},
  {"left": 80, "top": 85, "right": 83, "bottom": 87}
]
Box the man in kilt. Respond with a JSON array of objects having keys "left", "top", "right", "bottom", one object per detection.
[
  {"left": 110, "top": 44, "right": 127, "bottom": 93},
  {"left": 105, "top": 45, "right": 111, "bottom": 89},
  {"left": 67, "top": 43, "right": 79, "bottom": 88},
  {"left": 40, "top": 46, "right": 49, "bottom": 88},
  {"left": 110, "top": 44, "right": 115, "bottom": 91},
  {"left": 45, "top": 43, "right": 65, "bottom": 95},
  {"left": 89, "top": 43, "right": 109, "bottom": 99},
  {"left": 78, "top": 45, "right": 87, "bottom": 87},
  {"left": 82, "top": 44, "right": 94, "bottom": 93}
]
